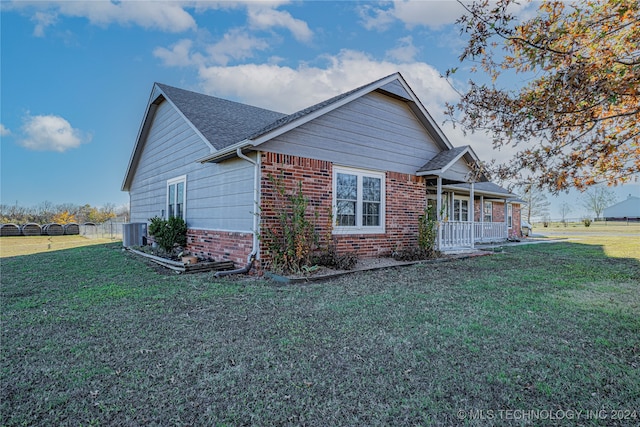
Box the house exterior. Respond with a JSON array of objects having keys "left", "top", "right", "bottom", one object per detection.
[
  {"left": 603, "top": 195, "right": 640, "bottom": 221},
  {"left": 122, "top": 73, "right": 521, "bottom": 269}
]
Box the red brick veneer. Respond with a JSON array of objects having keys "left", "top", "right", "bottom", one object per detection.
[
  {"left": 259, "top": 152, "right": 427, "bottom": 261},
  {"left": 187, "top": 229, "right": 253, "bottom": 266},
  {"left": 185, "top": 151, "right": 522, "bottom": 270}
]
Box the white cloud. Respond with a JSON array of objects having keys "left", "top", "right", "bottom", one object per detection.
[
  {"left": 20, "top": 114, "right": 91, "bottom": 152},
  {"left": 247, "top": 5, "right": 313, "bottom": 42},
  {"left": 196, "top": 49, "right": 458, "bottom": 114},
  {"left": 13, "top": 1, "right": 197, "bottom": 35},
  {"left": 31, "top": 10, "right": 58, "bottom": 37},
  {"left": 154, "top": 39, "right": 201, "bottom": 67},
  {"left": 361, "top": 0, "right": 536, "bottom": 31},
  {"left": 206, "top": 28, "right": 271, "bottom": 65},
  {"left": 391, "top": 0, "right": 467, "bottom": 29},
  {"left": 0, "top": 124, "right": 11, "bottom": 137},
  {"left": 386, "top": 36, "right": 419, "bottom": 63},
  {"left": 358, "top": 4, "right": 397, "bottom": 31},
  {"left": 154, "top": 29, "right": 271, "bottom": 67},
  {"left": 359, "top": 1, "right": 465, "bottom": 31}
]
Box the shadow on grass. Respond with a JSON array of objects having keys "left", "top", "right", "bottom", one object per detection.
[{"left": 1, "top": 241, "right": 639, "bottom": 426}]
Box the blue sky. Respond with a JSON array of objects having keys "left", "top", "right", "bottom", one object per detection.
[{"left": 1, "top": 0, "right": 638, "bottom": 219}]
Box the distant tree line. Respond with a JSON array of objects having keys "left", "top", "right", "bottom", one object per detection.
[{"left": 0, "top": 202, "right": 129, "bottom": 225}]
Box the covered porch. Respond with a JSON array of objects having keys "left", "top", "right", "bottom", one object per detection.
[{"left": 417, "top": 146, "right": 519, "bottom": 252}]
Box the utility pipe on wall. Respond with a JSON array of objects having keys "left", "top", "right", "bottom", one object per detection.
[{"left": 214, "top": 148, "right": 260, "bottom": 277}]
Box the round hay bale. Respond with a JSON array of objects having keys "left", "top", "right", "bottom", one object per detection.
[
  {"left": 63, "top": 223, "right": 80, "bottom": 235},
  {"left": 43, "top": 223, "right": 64, "bottom": 236},
  {"left": 1, "top": 223, "right": 21, "bottom": 237},
  {"left": 21, "top": 223, "right": 42, "bottom": 236}
]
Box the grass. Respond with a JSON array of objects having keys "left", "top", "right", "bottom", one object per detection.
[
  {"left": 533, "top": 221, "right": 640, "bottom": 259},
  {"left": 1, "top": 235, "right": 639, "bottom": 426},
  {"left": 0, "top": 235, "right": 117, "bottom": 258}
]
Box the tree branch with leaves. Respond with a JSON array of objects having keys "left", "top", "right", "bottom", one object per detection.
[{"left": 447, "top": 0, "right": 639, "bottom": 193}]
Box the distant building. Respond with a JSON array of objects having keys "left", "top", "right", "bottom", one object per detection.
[{"left": 603, "top": 195, "right": 640, "bottom": 221}]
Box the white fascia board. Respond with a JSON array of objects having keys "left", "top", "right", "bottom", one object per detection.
[
  {"left": 196, "top": 140, "right": 253, "bottom": 163},
  {"left": 396, "top": 77, "right": 454, "bottom": 150},
  {"left": 416, "top": 169, "right": 445, "bottom": 177},
  {"left": 122, "top": 86, "right": 164, "bottom": 191},
  {"left": 463, "top": 146, "right": 482, "bottom": 164},
  {"left": 441, "top": 185, "right": 516, "bottom": 199}
]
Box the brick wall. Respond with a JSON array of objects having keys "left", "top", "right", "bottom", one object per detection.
[
  {"left": 489, "top": 201, "right": 522, "bottom": 236},
  {"left": 259, "top": 153, "right": 333, "bottom": 268},
  {"left": 185, "top": 152, "right": 523, "bottom": 270},
  {"left": 187, "top": 229, "right": 253, "bottom": 266},
  {"left": 259, "top": 152, "right": 427, "bottom": 261}
]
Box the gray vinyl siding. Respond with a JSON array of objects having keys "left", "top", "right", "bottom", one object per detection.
[
  {"left": 258, "top": 92, "right": 442, "bottom": 174},
  {"left": 128, "top": 100, "right": 254, "bottom": 231},
  {"left": 379, "top": 80, "right": 412, "bottom": 100},
  {"left": 442, "top": 157, "right": 473, "bottom": 182}
]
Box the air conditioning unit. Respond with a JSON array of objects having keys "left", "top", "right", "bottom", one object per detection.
[{"left": 122, "top": 222, "right": 147, "bottom": 247}]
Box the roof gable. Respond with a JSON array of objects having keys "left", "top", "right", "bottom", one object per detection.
[
  {"left": 122, "top": 83, "right": 286, "bottom": 190},
  {"left": 417, "top": 145, "right": 487, "bottom": 182},
  {"left": 156, "top": 84, "right": 286, "bottom": 150},
  {"left": 198, "top": 72, "right": 454, "bottom": 163}
]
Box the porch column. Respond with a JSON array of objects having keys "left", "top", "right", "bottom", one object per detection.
[
  {"left": 469, "top": 182, "right": 475, "bottom": 249},
  {"left": 437, "top": 176, "right": 442, "bottom": 250}
]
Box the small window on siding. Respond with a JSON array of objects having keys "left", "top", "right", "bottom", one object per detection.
[
  {"left": 333, "top": 167, "right": 385, "bottom": 234},
  {"left": 167, "top": 175, "right": 186, "bottom": 220},
  {"left": 484, "top": 201, "right": 493, "bottom": 222}
]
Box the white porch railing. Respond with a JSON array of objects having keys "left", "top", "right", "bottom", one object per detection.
[
  {"left": 439, "top": 221, "right": 507, "bottom": 250},
  {"left": 474, "top": 222, "right": 507, "bottom": 243}
]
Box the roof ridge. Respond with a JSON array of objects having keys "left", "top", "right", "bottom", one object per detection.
[{"left": 156, "top": 83, "right": 285, "bottom": 115}]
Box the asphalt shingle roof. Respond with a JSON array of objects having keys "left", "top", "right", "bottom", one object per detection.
[
  {"left": 156, "top": 83, "right": 286, "bottom": 150},
  {"left": 417, "top": 146, "right": 469, "bottom": 173}
]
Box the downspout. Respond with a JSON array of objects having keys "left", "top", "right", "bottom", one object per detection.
[{"left": 214, "top": 148, "right": 260, "bottom": 277}]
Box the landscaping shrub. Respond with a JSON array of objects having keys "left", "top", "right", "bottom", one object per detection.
[
  {"left": 314, "top": 246, "right": 358, "bottom": 270},
  {"left": 393, "top": 206, "right": 440, "bottom": 261},
  {"left": 260, "top": 174, "right": 319, "bottom": 274},
  {"left": 148, "top": 216, "right": 187, "bottom": 253}
]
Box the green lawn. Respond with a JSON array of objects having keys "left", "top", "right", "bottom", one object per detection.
[
  {"left": 0, "top": 235, "right": 118, "bottom": 258},
  {"left": 533, "top": 221, "right": 640, "bottom": 260},
  {"left": 1, "top": 236, "right": 639, "bottom": 426}
]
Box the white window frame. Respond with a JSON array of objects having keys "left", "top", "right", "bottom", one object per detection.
[
  {"left": 507, "top": 203, "right": 513, "bottom": 228},
  {"left": 166, "top": 175, "right": 187, "bottom": 220},
  {"left": 332, "top": 166, "right": 385, "bottom": 235},
  {"left": 484, "top": 201, "right": 493, "bottom": 222},
  {"left": 452, "top": 196, "right": 470, "bottom": 222}
]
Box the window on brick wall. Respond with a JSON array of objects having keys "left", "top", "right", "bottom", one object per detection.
[
  {"left": 484, "top": 201, "right": 493, "bottom": 222},
  {"left": 167, "top": 175, "right": 186, "bottom": 220},
  {"left": 507, "top": 203, "right": 513, "bottom": 228},
  {"left": 333, "top": 166, "right": 385, "bottom": 234},
  {"left": 453, "top": 198, "right": 469, "bottom": 222}
]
